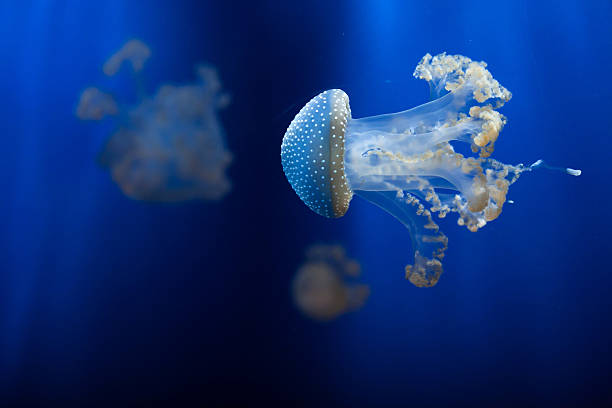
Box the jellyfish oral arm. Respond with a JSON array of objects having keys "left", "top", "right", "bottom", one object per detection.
[
  {"left": 354, "top": 190, "right": 447, "bottom": 288},
  {"left": 340, "top": 53, "right": 581, "bottom": 286},
  {"left": 346, "top": 87, "right": 480, "bottom": 154}
]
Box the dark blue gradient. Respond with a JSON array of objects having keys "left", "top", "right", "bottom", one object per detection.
[{"left": 0, "top": 1, "right": 610, "bottom": 406}]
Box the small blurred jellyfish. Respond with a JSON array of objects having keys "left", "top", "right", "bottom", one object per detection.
[
  {"left": 76, "top": 40, "right": 232, "bottom": 201},
  {"left": 281, "top": 53, "right": 581, "bottom": 287},
  {"left": 292, "top": 244, "right": 370, "bottom": 322}
]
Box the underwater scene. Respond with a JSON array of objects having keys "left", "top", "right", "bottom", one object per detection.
[{"left": 1, "top": 0, "right": 611, "bottom": 406}]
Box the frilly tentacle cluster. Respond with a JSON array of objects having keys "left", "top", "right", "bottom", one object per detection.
[
  {"left": 396, "top": 191, "right": 448, "bottom": 287},
  {"left": 449, "top": 155, "right": 530, "bottom": 232},
  {"left": 403, "top": 53, "right": 523, "bottom": 232},
  {"left": 413, "top": 52, "right": 511, "bottom": 104},
  {"left": 414, "top": 52, "right": 512, "bottom": 158},
  {"left": 363, "top": 143, "right": 531, "bottom": 233}
]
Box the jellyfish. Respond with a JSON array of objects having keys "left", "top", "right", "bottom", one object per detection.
[
  {"left": 281, "top": 53, "right": 581, "bottom": 287},
  {"left": 76, "top": 40, "right": 233, "bottom": 202},
  {"left": 292, "top": 244, "right": 370, "bottom": 321}
]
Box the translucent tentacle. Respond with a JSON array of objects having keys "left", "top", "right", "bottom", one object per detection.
[
  {"left": 530, "top": 159, "right": 581, "bottom": 176},
  {"left": 355, "top": 190, "right": 448, "bottom": 287}
]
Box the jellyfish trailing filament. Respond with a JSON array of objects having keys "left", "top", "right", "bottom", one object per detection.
[{"left": 281, "top": 52, "right": 580, "bottom": 288}]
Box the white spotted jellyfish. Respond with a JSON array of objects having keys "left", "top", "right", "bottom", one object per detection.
[{"left": 281, "top": 52, "right": 581, "bottom": 288}]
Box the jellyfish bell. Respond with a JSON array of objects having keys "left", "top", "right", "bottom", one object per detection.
[
  {"left": 280, "top": 89, "right": 353, "bottom": 218},
  {"left": 292, "top": 261, "right": 350, "bottom": 321},
  {"left": 281, "top": 52, "right": 581, "bottom": 288}
]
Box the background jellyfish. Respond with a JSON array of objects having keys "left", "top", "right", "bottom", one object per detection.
[
  {"left": 281, "top": 53, "right": 580, "bottom": 288},
  {"left": 76, "top": 40, "right": 232, "bottom": 202},
  {"left": 292, "top": 244, "right": 370, "bottom": 322}
]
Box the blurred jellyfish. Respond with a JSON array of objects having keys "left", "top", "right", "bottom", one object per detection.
[
  {"left": 281, "top": 53, "right": 581, "bottom": 287},
  {"left": 76, "top": 40, "right": 232, "bottom": 201},
  {"left": 292, "top": 245, "right": 369, "bottom": 321}
]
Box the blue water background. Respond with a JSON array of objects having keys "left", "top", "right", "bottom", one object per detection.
[{"left": 0, "top": 0, "right": 610, "bottom": 406}]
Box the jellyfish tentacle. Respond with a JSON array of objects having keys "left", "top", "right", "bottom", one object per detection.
[
  {"left": 530, "top": 159, "right": 581, "bottom": 176},
  {"left": 347, "top": 86, "right": 507, "bottom": 161},
  {"left": 412, "top": 53, "right": 512, "bottom": 157},
  {"left": 354, "top": 190, "right": 448, "bottom": 287}
]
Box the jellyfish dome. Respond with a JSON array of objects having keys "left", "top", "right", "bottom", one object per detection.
[
  {"left": 281, "top": 52, "right": 581, "bottom": 287},
  {"left": 281, "top": 89, "right": 353, "bottom": 218}
]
